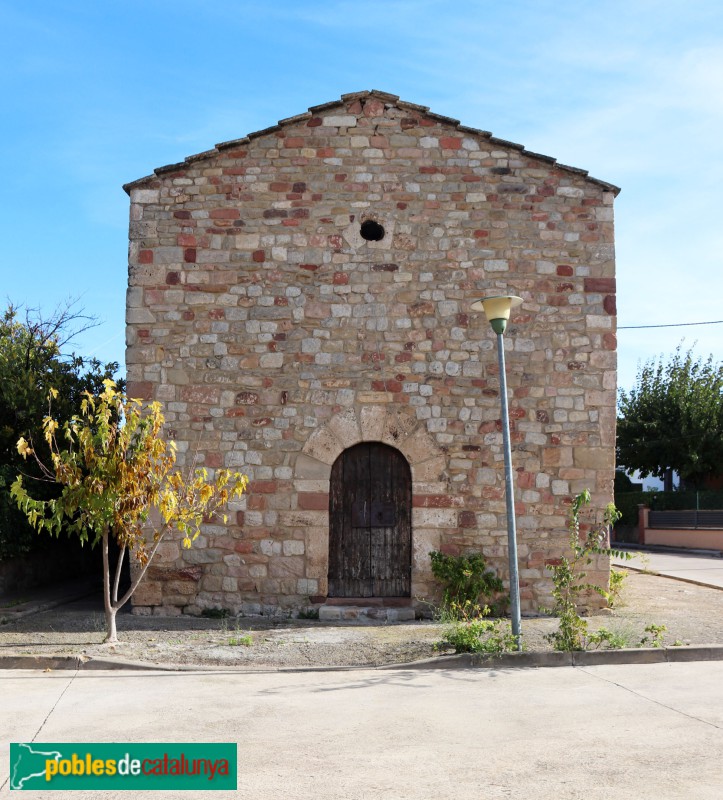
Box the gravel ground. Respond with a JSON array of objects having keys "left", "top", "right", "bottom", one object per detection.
[{"left": 2, "top": 570, "right": 723, "bottom": 669}]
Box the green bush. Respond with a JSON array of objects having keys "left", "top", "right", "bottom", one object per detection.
[
  {"left": 438, "top": 602, "right": 518, "bottom": 654},
  {"left": 429, "top": 550, "right": 504, "bottom": 614}
]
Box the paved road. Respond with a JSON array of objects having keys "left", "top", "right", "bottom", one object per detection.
[
  {"left": 612, "top": 549, "right": 723, "bottom": 589},
  {"left": 2, "top": 662, "right": 722, "bottom": 799}
]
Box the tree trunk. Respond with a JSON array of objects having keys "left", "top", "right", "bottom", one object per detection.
[
  {"left": 101, "top": 528, "right": 169, "bottom": 643},
  {"left": 101, "top": 529, "right": 119, "bottom": 643}
]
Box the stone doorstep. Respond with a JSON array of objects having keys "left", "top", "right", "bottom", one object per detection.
[
  {"left": 319, "top": 598, "right": 415, "bottom": 622},
  {"left": 324, "top": 597, "right": 412, "bottom": 607}
]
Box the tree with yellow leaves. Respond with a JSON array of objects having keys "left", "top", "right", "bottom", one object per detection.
[{"left": 12, "top": 381, "right": 247, "bottom": 642}]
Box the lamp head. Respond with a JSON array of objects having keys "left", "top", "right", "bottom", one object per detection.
[{"left": 471, "top": 295, "right": 523, "bottom": 334}]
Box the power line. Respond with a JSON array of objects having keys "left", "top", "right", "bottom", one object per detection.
[{"left": 618, "top": 320, "right": 723, "bottom": 330}]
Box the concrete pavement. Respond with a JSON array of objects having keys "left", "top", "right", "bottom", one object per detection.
[
  {"left": 612, "top": 548, "right": 723, "bottom": 589},
  {"left": 2, "top": 662, "right": 722, "bottom": 799}
]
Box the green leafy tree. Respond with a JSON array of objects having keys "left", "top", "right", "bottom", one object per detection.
[
  {"left": 0, "top": 302, "right": 120, "bottom": 559},
  {"left": 12, "top": 381, "right": 248, "bottom": 642},
  {"left": 617, "top": 347, "right": 723, "bottom": 489}
]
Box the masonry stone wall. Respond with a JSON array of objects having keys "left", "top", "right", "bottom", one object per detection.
[{"left": 124, "top": 90, "right": 618, "bottom": 617}]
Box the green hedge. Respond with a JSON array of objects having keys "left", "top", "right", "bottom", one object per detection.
[{"left": 614, "top": 490, "right": 723, "bottom": 527}]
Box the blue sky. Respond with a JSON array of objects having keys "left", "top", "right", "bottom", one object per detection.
[{"left": 3, "top": 0, "right": 722, "bottom": 391}]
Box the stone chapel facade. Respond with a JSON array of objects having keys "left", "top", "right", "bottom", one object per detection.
[{"left": 124, "top": 90, "right": 619, "bottom": 618}]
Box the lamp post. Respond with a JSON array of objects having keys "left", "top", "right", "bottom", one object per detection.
[{"left": 471, "top": 294, "right": 524, "bottom": 650}]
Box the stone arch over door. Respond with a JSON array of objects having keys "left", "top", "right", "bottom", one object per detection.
[
  {"left": 329, "top": 442, "right": 412, "bottom": 597},
  {"left": 293, "top": 406, "right": 445, "bottom": 599}
]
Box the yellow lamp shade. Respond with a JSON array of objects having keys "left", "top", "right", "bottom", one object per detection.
[{"left": 471, "top": 295, "right": 523, "bottom": 323}]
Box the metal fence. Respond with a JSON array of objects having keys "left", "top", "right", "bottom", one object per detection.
[{"left": 647, "top": 510, "right": 723, "bottom": 529}]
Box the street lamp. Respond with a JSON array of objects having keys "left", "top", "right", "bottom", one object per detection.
[{"left": 471, "top": 294, "right": 524, "bottom": 650}]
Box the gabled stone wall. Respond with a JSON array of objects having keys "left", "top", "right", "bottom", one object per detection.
[{"left": 124, "top": 90, "right": 618, "bottom": 617}]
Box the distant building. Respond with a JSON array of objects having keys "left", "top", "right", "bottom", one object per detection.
[{"left": 124, "top": 90, "right": 619, "bottom": 618}]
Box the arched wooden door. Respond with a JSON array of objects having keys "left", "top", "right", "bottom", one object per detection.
[{"left": 328, "top": 442, "right": 412, "bottom": 598}]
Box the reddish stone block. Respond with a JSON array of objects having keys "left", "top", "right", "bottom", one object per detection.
[
  {"left": 204, "top": 452, "right": 222, "bottom": 468},
  {"left": 235, "top": 391, "right": 259, "bottom": 405},
  {"left": 251, "top": 480, "right": 278, "bottom": 494},
  {"left": 440, "top": 136, "right": 462, "bottom": 149},
  {"left": 556, "top": 264, "right": 574, "bottom": 276},
  {"left": 139, "top": 249, "right": 153, "bottom": 264},
  {"left": 126, "top": 381, "right": 153, "bottom": 400},
  {"left": 333, "top": 272, "right": 349, "bottom": 285},
  {"left": 184, "top": 248, "right": 196, "bottom": 263},
  {"left": 177, "top": 234, "right": 196, "bottom": 246},
  {"left": 181, "top": 386, "right": 220, "bottom": 404},
  {"left": 409, "top": 301, "right": 434, "bottom": 317},
  {"left": 584, "top": 277, "right": 616, "bottom": 293},
  {"left": 166, "top": 271, "right": 180, "bottom": 285},
  {"left": 603, "top": 294, "right": 617, "bottom": 315},
  {"left": 363, "top": 98, "right": 385, "bottom": 117},
  {"left": 210, "top": 208, "right": 240, "bottom": 219},
  {"left": 252, "top": 250, "right": 265, "bottom": 262},
  {"left": 173, "top": 210, "right": 192, "bottom": 219},
  {"left": 458, "top": 510, "right": 477, "bottom": 528},
  {"left": 182, "top": 310, "right": 194, "bottom": 321},
  {"left": 603, "top": 332, "right": 617, "bottom": 350},
  {"left": 306, "top": 117, "right": 322, "bottom": 127},
  {"left": 270, "top": 182, "right": 291, "bottom": 192},
  {"left": 298, "top": 492, "right": 329, "bottom": 510},
  {"left": 284, "top": 137, "right": 305, "bottom": 147},
  {"left": 413, "top": 495, "right": 454, "bottom": 508},
  {"left": 516, "top": 470, "right": 535, "bottom": 489},
  {"left": 372, "top": 379, "right": 403, "bottom": 393}
]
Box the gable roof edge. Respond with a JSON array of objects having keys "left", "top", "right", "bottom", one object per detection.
[{"left": 123, "top": 90, "right": 621, "bottom": 196}]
